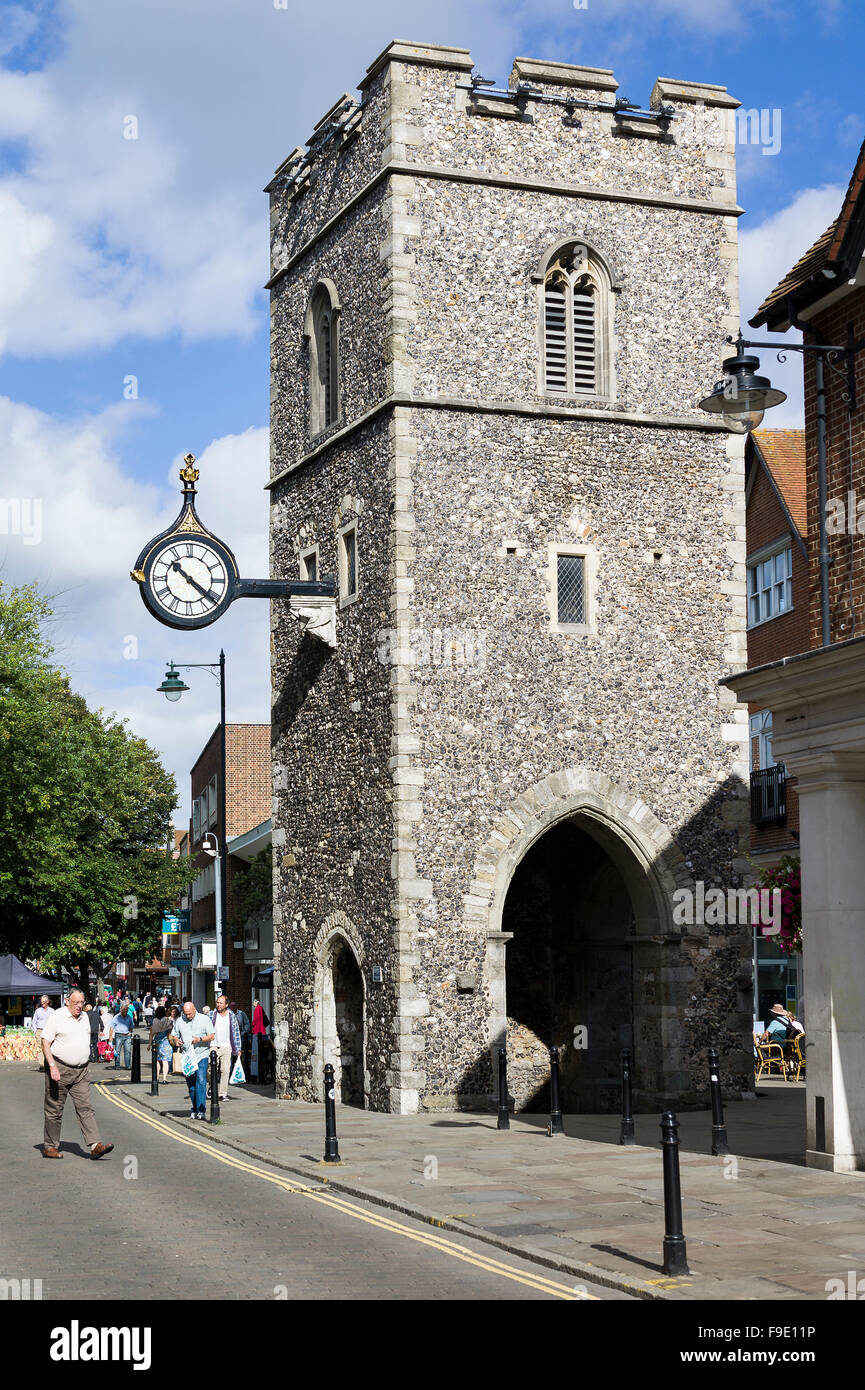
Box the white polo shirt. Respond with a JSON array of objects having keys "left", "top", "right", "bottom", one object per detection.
[{"left": 41, "top": 1007, "right": 91, "bottom": 1067}]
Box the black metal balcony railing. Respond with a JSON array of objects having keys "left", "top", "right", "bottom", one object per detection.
[{"left": 751, "top": 765, "right": 788, "bottom": 827}]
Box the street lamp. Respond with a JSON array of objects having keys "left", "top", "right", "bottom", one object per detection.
[
  {"left": 157, "top": 650, "right": 228, "bottom": 1005},
  {"left": 698, "top": 335, "right": 787, "bottom": 433},
  {"left": 156, "top": 662, "right": 190, "bottom": 702},
  {"left": 700, "top": 320, "right": 865, "bottom": 648},
  {"left": 201, "top": 832, "right": 223, "bottom": 1010}
]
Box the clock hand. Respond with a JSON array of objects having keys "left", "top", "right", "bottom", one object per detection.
[{"left": 171, "top": 560, "right": 216, "bottom": 601}]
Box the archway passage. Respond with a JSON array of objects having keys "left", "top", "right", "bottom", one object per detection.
[
  {"left": 332, "top": 943, "right": 364, "bottom": 1108},
  {"left": 503, "top": 818, "right": 635, "bottom": 1113}
]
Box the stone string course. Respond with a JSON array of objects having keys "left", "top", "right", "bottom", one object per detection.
[{"left": 268, "top": 41, "right": 752, "bottom": 1115}]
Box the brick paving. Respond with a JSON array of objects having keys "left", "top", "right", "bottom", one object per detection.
[{"left": 110, "top": 1073, "right": 865, "bottom": 1301}]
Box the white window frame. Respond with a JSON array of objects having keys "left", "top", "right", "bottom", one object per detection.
[
  {"left": 206, "top": 775, "right": 218, "bottom": 829},
  {"left": 749, "top": 709, "right": 776, "bottom": 771},
  {"left": 548, "top": 543, "right": 597, "bottom": 635},
  {"left": 192, "top": 797, "right": 201, "bottom": 844},
  {"left": 338, "top": 522, "right": 359, "bottom": 608},
  {"left": 746, "top": 539, "right": 793, "bottom": 629},
  {"left": 299, "top": 544, "right": 320, "bottom": 583}
]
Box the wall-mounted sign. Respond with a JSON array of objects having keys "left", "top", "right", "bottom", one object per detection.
[{"left": 162, "top": 908, "right": 191, "bottom": 934}]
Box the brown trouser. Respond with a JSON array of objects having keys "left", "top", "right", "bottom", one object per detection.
[
  {"left": 213, "top": 1046, "right": 233, "bottom": 1097},
  {"left": 44, "top": 1061, "right": 100, "bottom": 1149}
]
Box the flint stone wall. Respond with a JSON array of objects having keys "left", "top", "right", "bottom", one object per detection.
[{"left": 268, "top": 41, "right": 753, "bottom": 1113}]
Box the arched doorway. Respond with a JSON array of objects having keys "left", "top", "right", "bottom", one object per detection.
[
  {"left": 319, "top": 936, "right": 365, "bottom": 1107},
  {"left": 503, "top": 817, "right": 637, "bottom": 1113}
]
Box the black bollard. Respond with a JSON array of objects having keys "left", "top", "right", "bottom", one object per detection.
[
  {"left": 323, "top": 1062, "right": 340, "bottom": 1162},
  {"left": 148, "top": 1041, "right": 159, "bottom": 1097},
  {"left": 497, "top": 1047, "right": 510, "bottom": 1131},
  {"left": 548, "top": 1046, "right": 565, "bottom": 1136},
  {"left": 130, "top": 1034, "right": 141, "bottom": 1084},
  {"left": 209, "top": 1052, "right": 221, "bottom": 1124},
  {"left": 660, "top": 1111, "right": 690, "bottom": 1276},
  {"left": 619, "top": 1047, "right": 635, "bottom": 1145},
  {"left": 708, "top": 1047, "right": 729, "bottom": 1156}
]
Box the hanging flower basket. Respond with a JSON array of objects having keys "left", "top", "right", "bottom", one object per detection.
[{"left": 757, "top": 854, "right": 802, "bottom": 955}]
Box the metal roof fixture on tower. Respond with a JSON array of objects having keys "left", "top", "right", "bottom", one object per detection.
[{"left": 459, "top": 69, "right": 675, "bottom": 127}]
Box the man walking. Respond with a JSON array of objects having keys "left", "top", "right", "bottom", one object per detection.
[
  {"left": 210, "top": 996, "right": 241, "bottom": 1101},
  {"left": 32, "top": 994, "right": 55, "bottom": 1071},
  {"left": 40, "top": 990, "right": 114, "bottom": 1159},
  {"left": 109, "top": 1001, "right": 136, "bottom": 1069},
  {"left": 170, "top": 1001, "right": 215, "bottom": 1119}
]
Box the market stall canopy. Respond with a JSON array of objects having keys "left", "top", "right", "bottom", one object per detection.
[{"left": 0, "top": 955, "right": 63, "bottom": 995}]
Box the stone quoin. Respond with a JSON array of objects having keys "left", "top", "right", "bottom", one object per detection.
[{"left": 266, "top": 40, "right": 752, "bottom": 1114}]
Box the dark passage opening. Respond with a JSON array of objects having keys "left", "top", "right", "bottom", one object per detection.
[
  {"left": 502, "top": 818, "right": 635, "bottom": 1113},
  {"left": 333, "top": 945, "right": 364, "bottom": 1108}
]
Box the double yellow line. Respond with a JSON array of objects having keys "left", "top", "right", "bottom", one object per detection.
[{"left": 96, "top": 1085, "right": 593, "bottom": 1301}]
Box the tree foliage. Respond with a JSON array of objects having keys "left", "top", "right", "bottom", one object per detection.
[
  {"left": 0, "top": 579, "right": 190, "bottom": 984},
  {"left": 230, "top": 845, "right": 273, "bottom": 928}
]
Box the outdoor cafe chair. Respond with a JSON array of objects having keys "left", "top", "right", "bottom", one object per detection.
[{"left": 754, "top": 1033, "right": 787, "bottom": 1079}]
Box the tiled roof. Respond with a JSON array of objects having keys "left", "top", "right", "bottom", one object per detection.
[
  {"left": 751, "top": 429, "right": 807, "bottom": 538},
  {"left": 750, "top": 138, "right": 865, "bottom": 328}
]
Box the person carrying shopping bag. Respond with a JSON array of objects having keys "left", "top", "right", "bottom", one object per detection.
[{"left": 170, "top": 1001, "right": 214, "bottom": 1119}]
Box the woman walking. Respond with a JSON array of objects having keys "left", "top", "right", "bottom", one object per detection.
[
  {"left": 149, "top": 1006, "right": 174, "bottom": 1083},
  {"left": 251, "top": 998, "right": 269, "bottom": 1081}
]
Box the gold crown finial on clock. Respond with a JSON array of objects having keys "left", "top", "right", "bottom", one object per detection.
[{"left": 179, "top": 453, "right": 199, "bottom": 487}]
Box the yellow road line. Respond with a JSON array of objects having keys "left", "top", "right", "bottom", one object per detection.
[{"left": 96, "top": 1086, "right": 593, "bottom": 1300}]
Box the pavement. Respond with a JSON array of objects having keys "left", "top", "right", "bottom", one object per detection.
[{"left": 111, "top": 1071, "right": 865, "bottom": 1301}]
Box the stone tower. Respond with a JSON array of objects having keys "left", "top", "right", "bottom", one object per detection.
[{"left": 267, "top": 41, "right": 752, "bottom": 1115}]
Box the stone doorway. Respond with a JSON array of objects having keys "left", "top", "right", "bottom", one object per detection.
[
  {"left": 320, "top": 938, "right": 365, "bottom": 1108},
  {"left": 503, "top": 817, "right": 636, "bottom": 1113}
]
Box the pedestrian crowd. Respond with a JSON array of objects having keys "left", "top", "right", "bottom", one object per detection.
[{"left": 36, "top": 987, "right": 269, "bottom": 1159}]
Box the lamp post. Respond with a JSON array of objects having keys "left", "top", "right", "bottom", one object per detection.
[
  {"left": 157, "top": 651, "right": 228, "bottom": 1005},
  {"left": 700, "top": 321, "right": 865, "bottom": 649}
]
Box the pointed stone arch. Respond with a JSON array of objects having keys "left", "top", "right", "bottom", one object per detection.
[
  {"left": 312, "top": 912, "right": 367, "bottom": 1107},
  {"left": 469, "top": 767, "right": 690, "bottom": 1110}
]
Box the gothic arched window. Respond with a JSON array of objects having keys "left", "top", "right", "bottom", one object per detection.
[
  {"left": 304, "top": 280, "right": 341, "bottom": 437},
  {"left": 534, "top": 241, "right": 617, "bottom": 401}
]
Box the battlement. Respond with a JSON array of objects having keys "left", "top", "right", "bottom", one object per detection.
[{"left": 268, "top": 40, "right": 740, "bottom": 288}]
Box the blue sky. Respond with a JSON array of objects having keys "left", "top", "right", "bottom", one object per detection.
[{"left": 0, "top": 0, "right": 862, "bottom": 819}]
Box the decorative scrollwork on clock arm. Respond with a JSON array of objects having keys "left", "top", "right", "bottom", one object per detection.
[{"left": 288, "top": 595, "right": 337, "bottom": 650}]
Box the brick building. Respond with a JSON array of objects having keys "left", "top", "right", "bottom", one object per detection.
[
  {"left": 745, "top": 428, "right": 808, "bottom": 860},
  {"left": 743, "top": 429, "right": 807, "bottom": 1022},
  {"left": 181, "top": 723, "right": 273, "bottom": 1013},
  {"left": 727, "top": 138, "right": 865, "bottom": 1170},
  {"left": 268, "top": 41, "right": 754, "bottom": 1115}
]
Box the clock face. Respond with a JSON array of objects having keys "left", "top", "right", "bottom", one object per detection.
[{"left": 141, "top": 534, "right": 236, "bottom": 628}]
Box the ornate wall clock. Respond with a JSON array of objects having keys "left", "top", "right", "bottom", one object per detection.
[{"left": 131, "top": 454, "right": 336, "bottom": 639}]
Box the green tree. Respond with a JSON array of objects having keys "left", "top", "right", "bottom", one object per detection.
[
  {"left": 229, "top": 844, "right": 273, "bottom": 928},
  {"left": 0, "top": 579, "right": 189, "bottom": 989}
]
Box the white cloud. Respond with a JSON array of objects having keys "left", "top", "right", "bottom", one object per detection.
[
  {"left": 737, "top": 183, "right": 845, "bottom": 426},
  {"left": 0, "top": 395, "right": 271, "bottom": 819},
  {"left": 0, "top": 0, "right": 525, "bottom": 358}
]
